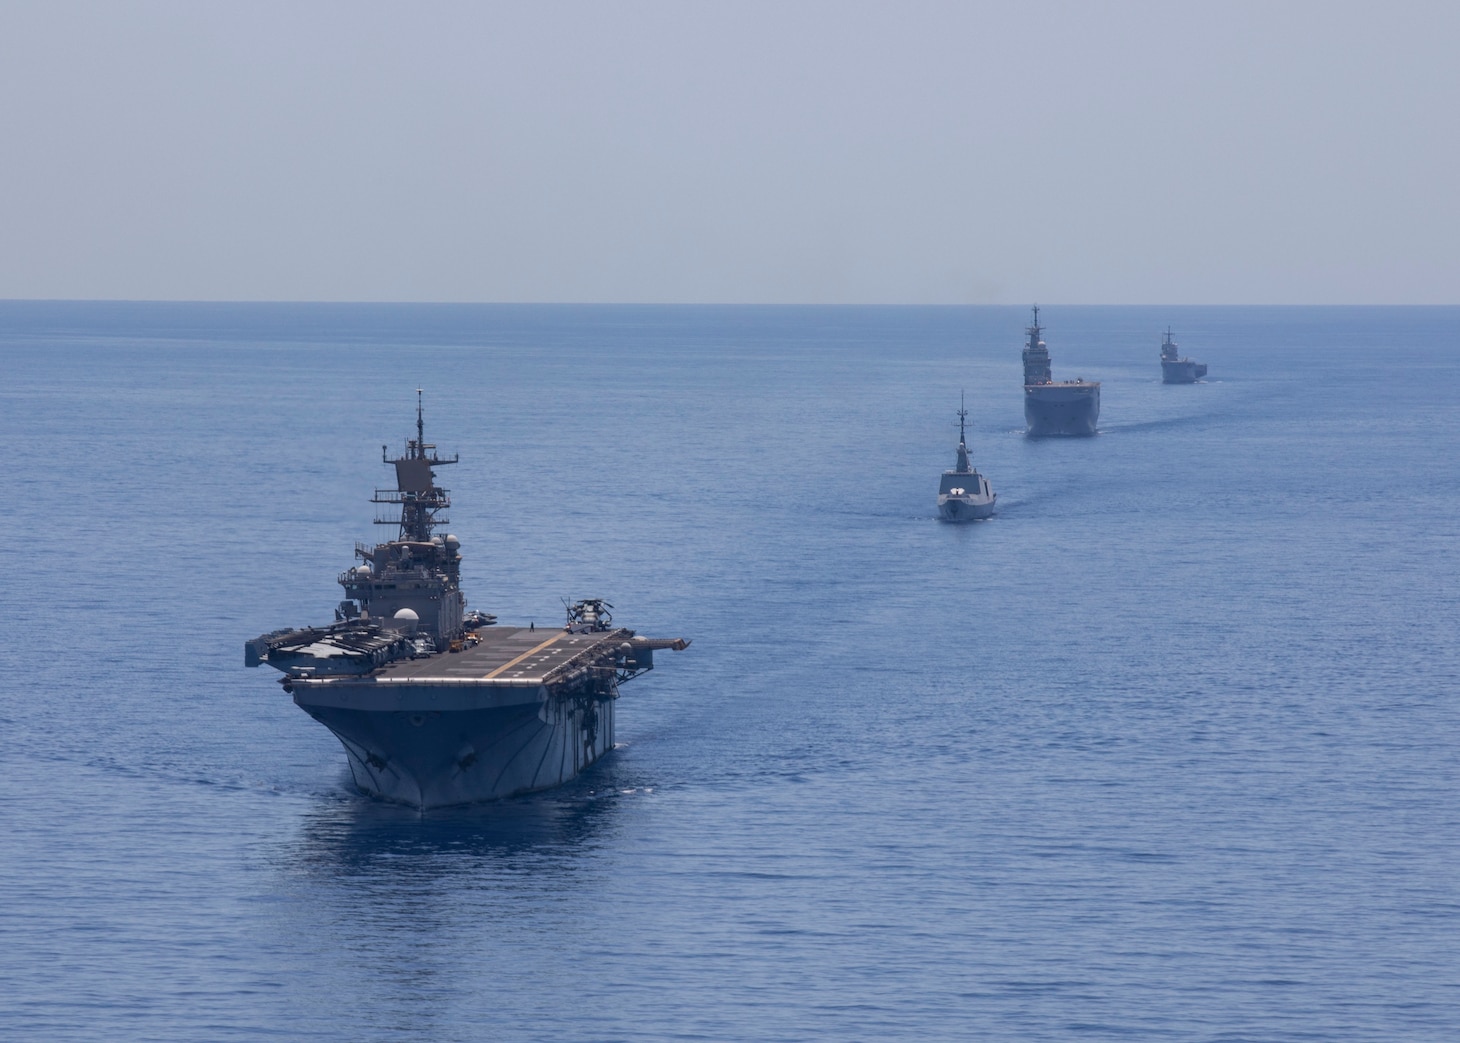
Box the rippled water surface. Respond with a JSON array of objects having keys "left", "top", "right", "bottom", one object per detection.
[{"left": 2, "top": 303, "right": 1457, "bottom": 1041}]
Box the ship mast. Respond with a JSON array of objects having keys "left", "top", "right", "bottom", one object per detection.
[
  {"left": 955, "top": 391, "right": 972, "bottom": 473},
  {"left": 374, "top": 389, "right": 458, "bottom": 542},
  {"left": 1022, "top": 304, "right": 1052, "bottom": 386}
]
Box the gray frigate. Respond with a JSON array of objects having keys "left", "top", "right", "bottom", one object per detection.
[
  {"left": 1022, "top": 305, "right": 1099, "bottom": 436},
  {"left": 937, "top": 396, "right": 996, "bottom": 521},
  {"left": 246, "top": 394, "right": 689, "bottom": 809},
  {"left": 1159, "top": 327, "right": 1207, "bottom": 383}
]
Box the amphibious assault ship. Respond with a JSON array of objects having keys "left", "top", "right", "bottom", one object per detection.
[
  {"left": 1022, "top": 306, "right": 1100, "bottom": 436},
  {"left": 1159, "top": 327, "right": 1207, "bottom": 383},
  {"left": 246, "top": 394, "right": 689, "bottom": 809},
  {"left": 937, "top": 396, "right": 996, "bottom": 521}
]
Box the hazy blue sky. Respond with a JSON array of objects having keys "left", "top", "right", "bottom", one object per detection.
[{"left": 1, "top": 1, "right": 1455, "bottom": 303}]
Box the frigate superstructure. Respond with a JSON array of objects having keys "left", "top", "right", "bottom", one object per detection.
[
  {"left": 246, "top": 392, "right": 689, "bottom": 809},
  {"left": 1022, "top": 305, "right": 1100, "bottom": 436},
  {"left": 1159, "top": 327, "right": 1207, "bottom": 383},
  {"left": 937, "top": 395, "right": 996, "bottom": 521}
]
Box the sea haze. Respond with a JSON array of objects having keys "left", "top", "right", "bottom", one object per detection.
[{"left": 1, "top": 303, "right": 1457, "bottom": 1041}]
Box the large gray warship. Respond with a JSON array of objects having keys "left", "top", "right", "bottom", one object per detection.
[
  {"left": 1022, "top": 306, "right": 1099, "bottom": 436},
  {"left": 937, "top": 396, "right": 996, "bottom": 521},
  {"left": 1159, "top": 327, "right": 1207, "bottom": 383},
  {"left": 246, "top": 394, "right": 688, "bottom": 809}
]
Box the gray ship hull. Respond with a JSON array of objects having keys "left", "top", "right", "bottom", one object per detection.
[
  {"left": 296, "top": 681, "right": 615, "bottom": 808},
  {"left": 262, "top": 623, "right": 673, "bottom": 810},
  {"left": 1161, "top": 359, "right": 1207, "bottom": 383},
  {"left": 938, "top": 494, "right": 995, "bottom": 521},
  {"left": 1024, "top": 383, "right": 1100, "bottom": 437}
]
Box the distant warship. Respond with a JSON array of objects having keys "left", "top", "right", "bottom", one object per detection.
[
  {"left": 1022, "top": 306, "right": 1099, "bottom": 436},
  {"left": 246, "top": 393, "right": 689, "bottom": 809},
  {"left": 937, "top": 396, "right": 996, "bottom": 521},
  {"left": 1159, "top": 327, "right": 1207, "bottom": 383}
]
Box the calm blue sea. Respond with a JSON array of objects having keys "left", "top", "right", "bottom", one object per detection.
[{"left": 1, "top": 303, "right": 1457, "bottom": 1042}]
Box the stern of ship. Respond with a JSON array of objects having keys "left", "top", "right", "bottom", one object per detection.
[{"left": 1025, "top": 383, "right": 1100, "bottom": 436}]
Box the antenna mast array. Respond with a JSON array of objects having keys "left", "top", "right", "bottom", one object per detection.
[{"left": 373, "top": 390, "right": 459, "bottom": 542}]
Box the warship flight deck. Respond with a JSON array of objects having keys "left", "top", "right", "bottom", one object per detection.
[
  {"left": 386, "top": 627, "right": 629, "bottom": 685},
  {"left": 320, "top": 626, "right": 686, "bottom": 688},
  {"left": 287, "top": 621, "right": 688, "bottom": 716}
]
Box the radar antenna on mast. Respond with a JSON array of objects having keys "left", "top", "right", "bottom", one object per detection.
[
  {"left": 953, "top": 392, "right": 975, "bottom": 474},
  {"left": 372, "top": 391, "right": 459, "bottom": 543}
]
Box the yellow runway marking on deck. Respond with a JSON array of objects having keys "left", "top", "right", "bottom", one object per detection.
[{"left": 484, "top": 631, "right": 567, "bottom": 679}]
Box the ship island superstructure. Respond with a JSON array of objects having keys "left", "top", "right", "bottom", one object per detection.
[
  {"left": 1022, "top": 306, "right": 1100, "bottom": 436},
  {"left": 246, "top": 393, "right": 688, "bottom": 809},
  {"left": 1159, "top": 327, "right": 1207, "bottom": 383},
  {"left": 937, "top": 396, "right": 996, "bottom": 521}
]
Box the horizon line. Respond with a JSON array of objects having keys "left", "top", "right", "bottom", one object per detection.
[{"left": 3, "top": 298, "right": 1458, "bottom": 309}]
